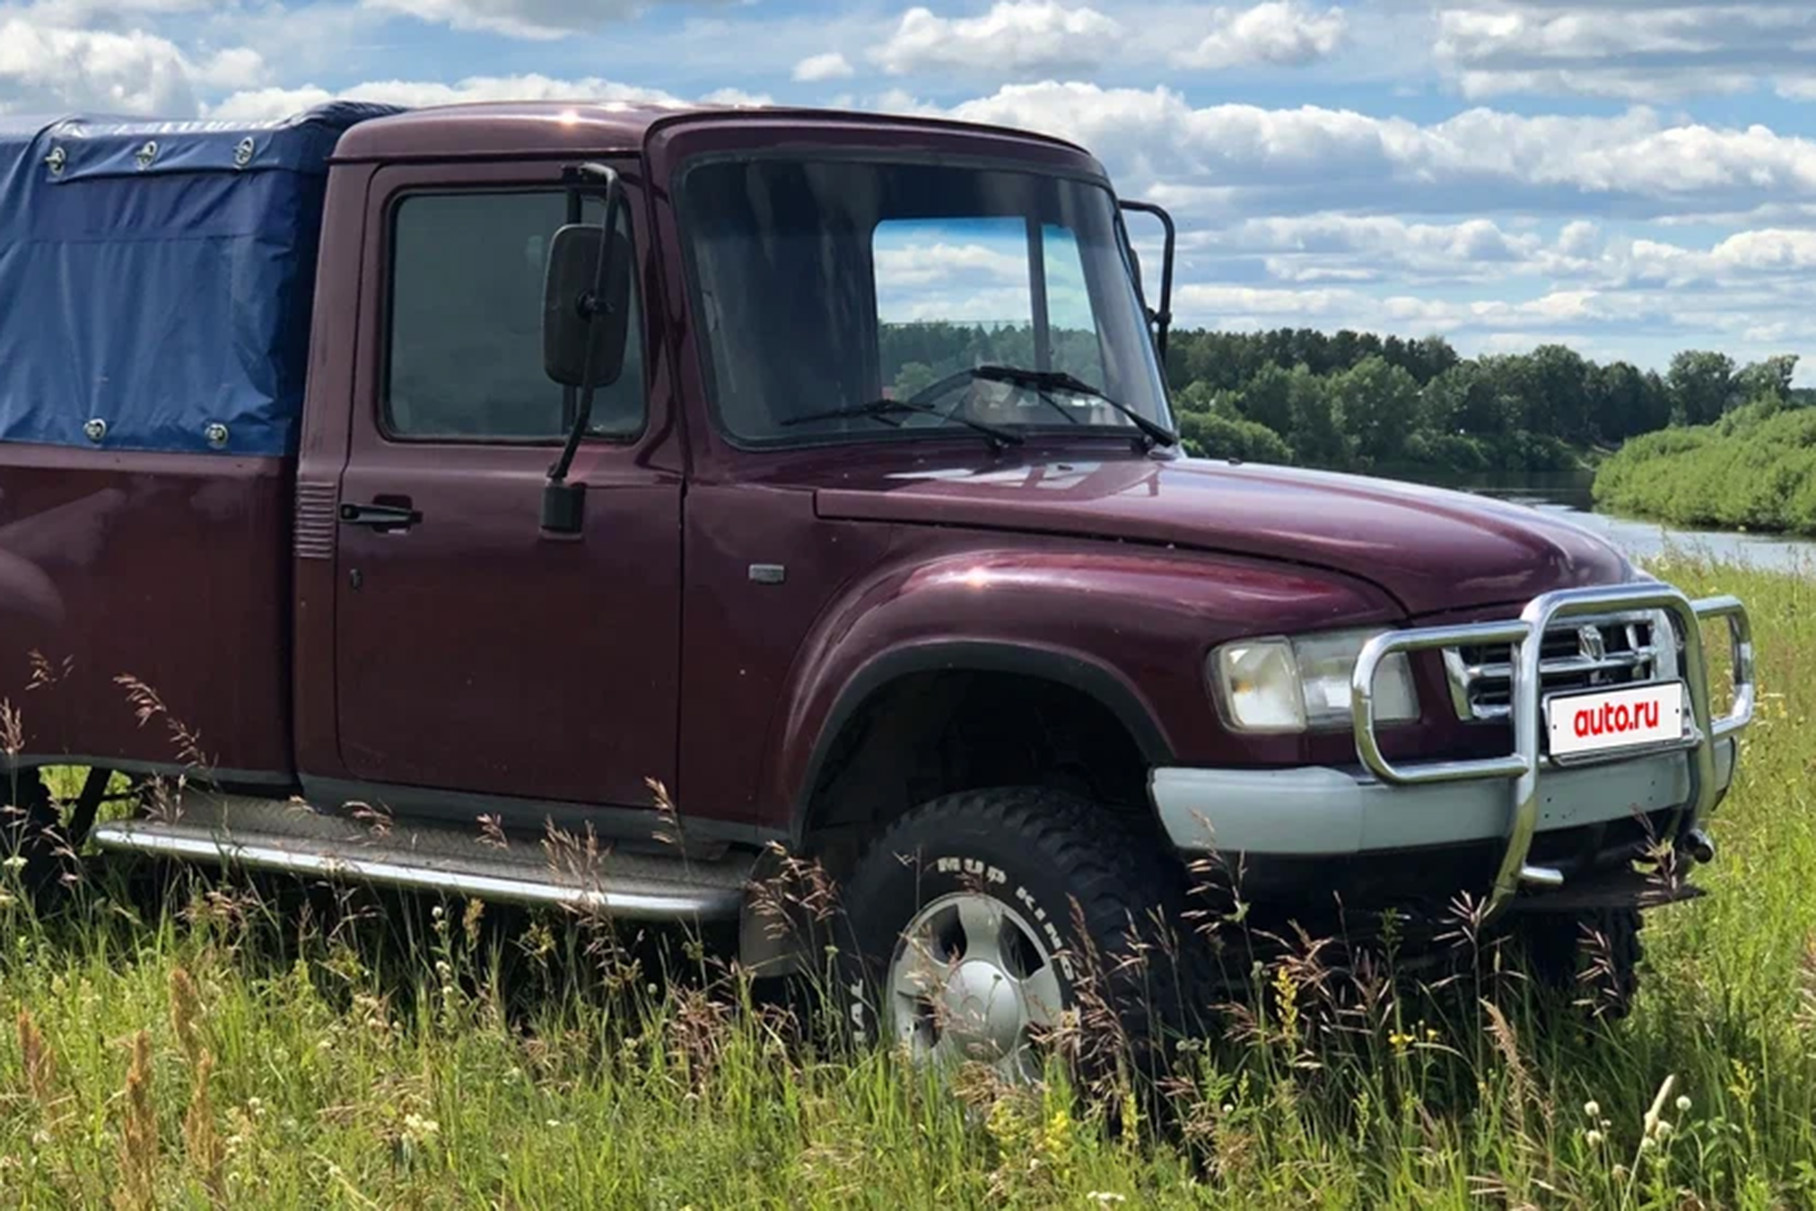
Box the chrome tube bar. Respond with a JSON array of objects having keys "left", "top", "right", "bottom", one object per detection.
[
  {"left": 1352, "top": 583, "right": 1755, "bottom": 918},
  {"left": 90, "top": 820, "right": 745, "bottom": 920}
]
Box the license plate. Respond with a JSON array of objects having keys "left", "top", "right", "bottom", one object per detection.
[{"left": 1546, "top": 682, "right": 1685, "bottom": 757}]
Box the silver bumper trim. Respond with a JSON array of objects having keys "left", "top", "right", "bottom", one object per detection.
[
  {"left": 1346, "top": 584, "right": 1753, "bottom": 914},
  {"left": 1153, "top": 739, "right": 1734, "bottom": 858}
]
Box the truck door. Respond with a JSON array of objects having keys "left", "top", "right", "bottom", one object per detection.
[{"left": 331, "top": 162, "right": 681, "bottom": 811}]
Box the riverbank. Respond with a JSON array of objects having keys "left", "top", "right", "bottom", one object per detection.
[
  {"left": 1593, "top": 403, "right": 1816, "bottom": 536},
  {"left": 3, "top": 556, "right": 1814, "bottom": 1206}
]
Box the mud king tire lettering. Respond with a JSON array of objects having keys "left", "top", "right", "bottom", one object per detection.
[{"left": 836, "top": 787, "right": 1198, "bottom": 1080}]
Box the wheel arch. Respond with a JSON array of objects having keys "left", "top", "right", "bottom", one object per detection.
[{"left": 786, "top": 640, "right": 1174, "bottom": 849}]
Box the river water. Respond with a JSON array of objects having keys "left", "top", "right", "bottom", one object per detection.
[{"left": 1420, "top": 469, "right": 1816, "bottom": 576}]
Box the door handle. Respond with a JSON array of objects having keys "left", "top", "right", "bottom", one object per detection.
[{"left": 339, "top": 501, "right": 421, "bottom": 531}]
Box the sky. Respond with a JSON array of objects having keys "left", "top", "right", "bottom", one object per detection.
[{"left": 3, "top": 0, "right": 1815, "bottom": 383}]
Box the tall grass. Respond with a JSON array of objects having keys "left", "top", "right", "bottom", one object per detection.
[{"left": 3, "top": 556, "right": 1816, "bottom": 1208}]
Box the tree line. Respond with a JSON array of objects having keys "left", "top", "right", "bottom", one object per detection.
[
  {"left": 1161, "top": 329, "right": 1806, "bottom": 473},
  {"left": 880, "top": 322, "right": 1806, "bottom": 474}
]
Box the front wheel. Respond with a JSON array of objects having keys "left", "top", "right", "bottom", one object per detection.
[
  {"left": 838, "top": 787, "right": 1196, "bottom": 1083},
  {"left": 1515, "top": 907, "right": 1643, "bottom": 1020}
]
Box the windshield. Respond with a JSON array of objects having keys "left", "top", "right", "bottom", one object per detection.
[{"left": 679, "top": 157, "right": 1172, "bottom": 447}]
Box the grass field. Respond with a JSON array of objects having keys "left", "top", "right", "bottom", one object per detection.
[{"left": 3, "top": 555, "right": 1815, "bottom": 1208}]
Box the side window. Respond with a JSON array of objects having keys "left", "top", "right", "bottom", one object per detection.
[{"left": 386, "top": 191, "right": 645, "bottom": 441}]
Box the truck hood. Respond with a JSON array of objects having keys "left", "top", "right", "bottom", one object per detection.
[{"left": 813, "top": 457, "right": 1632, "bottom": 617}]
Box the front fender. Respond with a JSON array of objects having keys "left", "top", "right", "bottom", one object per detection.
[{"left": 766, "top": 542, "right": 1396, "bottom": 835}]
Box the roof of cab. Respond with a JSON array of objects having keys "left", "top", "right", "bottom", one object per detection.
[{"left": 332, "top": 101, "right": 1092, "bottom": 163}]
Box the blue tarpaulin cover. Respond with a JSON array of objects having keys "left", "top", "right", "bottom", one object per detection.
[{"left": 0, "top": 103, "right": 401, "bottom": 456}]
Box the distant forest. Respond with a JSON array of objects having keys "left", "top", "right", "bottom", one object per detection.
[
  {"left": 1161, "top": 329, "right": 1807, "bottom": 474},
  {"left": 881, "top": 322, "right": 1808, "bottom": 474}
]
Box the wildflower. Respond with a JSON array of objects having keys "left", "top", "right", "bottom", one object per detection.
[
  {"left": 1, "top": 855, "right": 26, "bottom": 870},
  {"left": 1087, "top": 1195, "right": 1128, "bottom": 1205},
  {"left": 1640, "top": 1137, "right": 1656, "bottom": 1152},
  {"left": 1584, "top": 1100, "right": 1601, "bottom": 1118},
  {"left": 1675, "top": 1094, "right": 1692, "bottom": 1113},
  {"left": 1585, "top": 1130, "right": 1604, "bottom": 1147}
]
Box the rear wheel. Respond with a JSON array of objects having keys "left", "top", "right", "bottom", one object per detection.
[
  {"left": 1, "top": 771, "right": 64, "bottom": 908},
  {"left": 838, "top": 787, "right": 1198, "bottom": 1083}
]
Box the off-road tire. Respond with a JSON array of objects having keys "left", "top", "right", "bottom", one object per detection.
[
  {"left": 1, "top": 771, "right": 65, "bottom": 909},
  {"left": 1517, "top": 907, "right": 1643, "bottom": 1020},
  {"left": 836, "top": 787, "right": 1204, "bottom": 1082}
]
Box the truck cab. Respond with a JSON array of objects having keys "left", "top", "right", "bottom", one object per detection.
[{"left": 0, "top": 102, "right": 1754, "bottom": 1078}]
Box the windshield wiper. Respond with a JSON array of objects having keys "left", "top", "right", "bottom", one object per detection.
[
  {"left": 969, "top": 365, "right": 1178, "bottom": 450},
  {"left": 781, "top": 398, "right": 1025, "bottom": 450}
]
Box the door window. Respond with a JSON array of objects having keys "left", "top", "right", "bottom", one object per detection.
[{"left": 385, "top": 191, "right": 645, "bottom": 441}]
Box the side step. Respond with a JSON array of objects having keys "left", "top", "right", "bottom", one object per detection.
[{"left": 90, "top": 794, "right": 753, "bottom": 921}]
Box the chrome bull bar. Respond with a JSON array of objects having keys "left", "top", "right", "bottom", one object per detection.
[{"left": 1352, "top": 584, "right": 1755, "bottom": 917}]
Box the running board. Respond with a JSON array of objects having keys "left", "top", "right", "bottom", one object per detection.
[{"left": 89, "top": 794, "right": 753, "bottom": 921}]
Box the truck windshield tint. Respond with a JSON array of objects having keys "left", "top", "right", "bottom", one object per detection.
[{"left": 679, "top": 158, "right": 1172, "bottom": 447}]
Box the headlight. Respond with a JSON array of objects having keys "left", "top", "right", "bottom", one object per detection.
[{"left": 1210, "top": 628, "right": 1419, "bottom": 733}]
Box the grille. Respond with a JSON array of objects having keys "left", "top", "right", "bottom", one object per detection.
[
  {"left": 294, "top": 480, "right": 338, "bottom": 561},
  {"left": 1443, "top": 611, "right": 1677, "bottom": 722}
]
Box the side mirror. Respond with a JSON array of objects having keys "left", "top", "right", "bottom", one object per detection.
[
  {"left": 1117, "top": 200, "right": 1176, "bottom": 363},
  {"left": 542, "top": 222, "right": 632, "bottom": 389}
]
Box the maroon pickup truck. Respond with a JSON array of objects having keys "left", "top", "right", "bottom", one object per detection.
[{"left": 0, "top": 101, "right": 1754, "bottom": 1074}]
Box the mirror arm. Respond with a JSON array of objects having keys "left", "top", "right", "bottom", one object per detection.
[
  {"left": 544, "top": 162, "right": 622, "bottom": 533},
  {"left": 1118, "top": 199, "right": 1176, "bottom": 362}
]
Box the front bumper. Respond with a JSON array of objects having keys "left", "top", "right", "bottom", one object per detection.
[
  {"left": 1152, "top": 583, "right": 1755, "bottom": 917},
  {"left": 1154, "top": 738, "right": 1734, "bottom": 856}
]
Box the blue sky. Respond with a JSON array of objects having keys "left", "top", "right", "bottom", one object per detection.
[{"left": 4, "top": 0, "right": 1814, "bottom": 382}]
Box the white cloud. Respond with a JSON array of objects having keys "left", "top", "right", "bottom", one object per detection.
[
  {"left": 1433, "top": 1, "right": 1816, "bottom": 101},
  {"left": 360, "top": 0, "right": 699, "bottom": 40},
  {"left": 1177, "top": 1, "right": 1347, "bottom": 70},
  {"left": 793, "top": 51, "right": 854, "bottom": 83},
  {"left": 1221, "top": 214, "right": 1552, "bottom": 284},
  {"left": 196, "top": 45, "right": 266, "bottom": 90},
  {"left": 871, "top": 2, "right": 1125, "bottom": 78},
  {"left": 207, "top": 83, "right": 335, "bottom": 119},
  {"left": 1203, "top": 212, "right": 1816, "bottom": 296},
  {"left": 929, "top": 83, "right": 1816, "bottom": 219},
  {"left": 0, "top": 14, "right": 227, "bottom": 114},
  {"left": 875, "top": 239, "right": 1029, "bottom": 287},
  {"left": 207, "top": 72, "right": 773, "bottom": 121},
  {"left": 1623, "top": 228, "right": 1816, "bottom": 285},
  {"left": 699, "top": 86, "right": 771, "bottom": 106}
]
